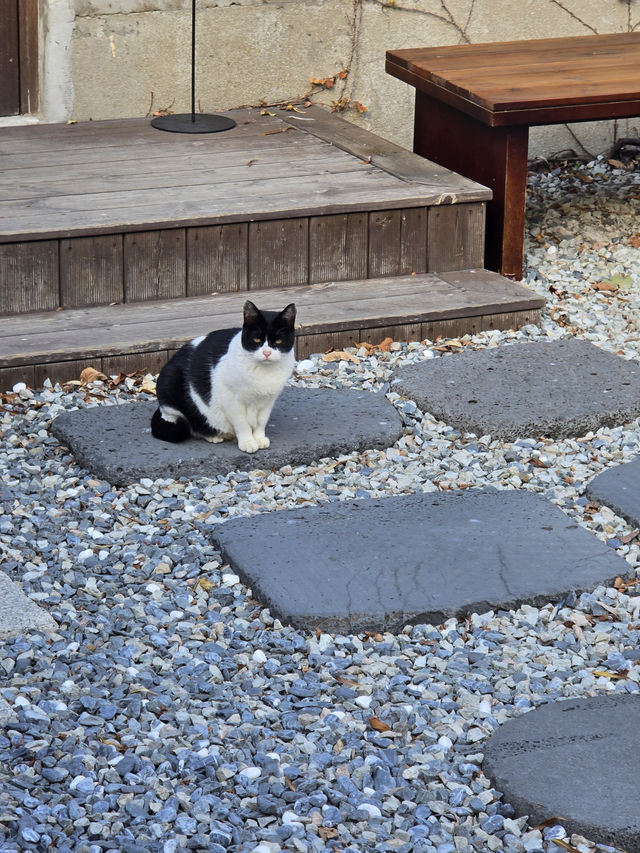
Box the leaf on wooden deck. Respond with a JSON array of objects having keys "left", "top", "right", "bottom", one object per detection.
[{"left": 322, "top": 351, "right": 360, "bottom": 364}]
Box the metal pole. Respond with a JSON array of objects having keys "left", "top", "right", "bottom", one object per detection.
[{"left": 191, "top": 0, "right": 196, "bottom": 121}]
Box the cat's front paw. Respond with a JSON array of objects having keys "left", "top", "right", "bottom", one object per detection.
[
  {"left": 204, "top": 434, "right": 225, "bottom": 443},
  {"left": 254, "top": 435, "right": 270, "bottom": 449},
  {"left": 238, "top": 437, "right": 259, "bottom": 454}
]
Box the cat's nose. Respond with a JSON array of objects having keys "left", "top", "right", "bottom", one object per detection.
[{"left": 263, "top": 348, "right": 272, "bottom": 358}]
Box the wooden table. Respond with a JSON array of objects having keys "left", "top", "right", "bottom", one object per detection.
[{"left": 387, "top": 33, "right": 640, "bottom": 279}]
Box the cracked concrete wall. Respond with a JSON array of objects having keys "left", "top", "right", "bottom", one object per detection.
[{"left": 38, "top": 0, "right": 640, "bottom": 158}]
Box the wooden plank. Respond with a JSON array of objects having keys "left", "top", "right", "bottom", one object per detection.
[
  {"left": 400, "top": 207, "right": 427, "bottom": 274},
  {"left": 357, "top": 323, "right": 422, "bottom": 345},
  {"left": 421, "top": 308, "right": 540, "bottom": 342},
  {"left": 33, "top": 358, "right": 97, "bottom": 389},
  {"left": 0, "top": 170, "right": 452, "bottom": 243},
  {"left": 0, "top": 270, "right": 544, "bottom": 367},
  {"left": 309, "top": 213, "right": 367, "bottom": 283},
  {"left": 124, "top": 230, "right": 186, "bottom": 302},
  {"left": 248, "top": 219, "right": 309, "bottom": 290},
  {"left": 2, "top": 152, "right": 367, "bottom": 201},
  {"left": 0, "top": 0, "right": 20, "bottom": 116},
  {"left": 368, "top": 210, "right": 402, "bottom": 277},
  {"left": 187, "top": 223, "right": 248, "bottom": 295},
  {"left": 280, "top": 105, "right": 490, "bottom": 199},
  {"left": 18, "top": 0, "right": 38, "bottom": 114},
  {"left": 427, "top": 203, "right": 485, "bottom": 272},
  {"left": 0, "top": 241, "right": 59, "bottom": 314},
  {"left": 60, "top": 235, "right": 124, "bottom": 308},
  {"left": 0, "top": 363, "right": 34, "bottom": 392},
  {"left": 102, "top": 350, "right": 170, "bottom": 377}
]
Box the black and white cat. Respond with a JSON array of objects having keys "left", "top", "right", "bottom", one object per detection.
[{"left": 151, "top": 301, "right": 296, "bottom": 453}]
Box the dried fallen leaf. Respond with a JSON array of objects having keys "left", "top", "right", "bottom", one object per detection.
[
  {"left": 284, "top": 775, "right": 296, "bottom": 792},
  {"left": 79, "top": 366, "right": 107, "bottom": 384},
  {"left": 592, "top": 281, "right": 618, "bottom": 293},
  {"left": 197, "top": 577, "right": 217, "bottom": 591},
  {"left": 260, "top": 109, "right": 276, "bottom": 116},
  {"left": 593, "top": 669, "right": 628, "bottom": 679},
  {"left": 629, "top": 235, "right": 640, "bottom": 249},
  {"left": 140, "top": 378, "right": 156, "bottom": 394},
  {"left": 318, "top": 826, "right": 338, "bottom": 841},
  {"left": 551, "top": 839, "right": 581, "bottom": 852},
  {"left": 334, "top": 674, "right": 361, "bottom": 688},
  {"left": 322, "top": 351, "right": 360, "bottom": 364},
  {"left": 369, "top": 717, "right": 391, "bottom": 732}
]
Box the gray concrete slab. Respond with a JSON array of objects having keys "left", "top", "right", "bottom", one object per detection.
[
  {"left": 586, "top": 457, "right": 640, "bottom": 528},
  {"left": 0, "top": 571, "right": 57, "bottom": 640},
  {"left": 483, "top": 695, "right": 640, "bottom": 852},
  {"left": 392, "top": 340, "right": 640, "bottom": 440},
  {"left": 210, "top": 488, "right": 630, "bottom": 633},
  {"left": 50, "top": 387, "right": 404, "bottom": 487}
]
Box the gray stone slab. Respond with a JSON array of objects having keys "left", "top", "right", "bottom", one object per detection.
[
  {"left": 483, "top": 695, "right": 640, "bottom": 852},
  {"left": 210, "top": 488, "right": 630, "bottom": 633},
  {"left": 392, "top": 340, "right": 640, "bottom": 440},
  {"left": 0, "top": 571, "right": 57, "bottom": 640},
  {"left": 50, "top": 387, "right": 403, "bottom": 486},
  {"left": 586, "top": 457, "right": 640, "bottom": 527}
]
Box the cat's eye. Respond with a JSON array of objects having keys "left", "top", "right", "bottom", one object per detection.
[
  {"left": 253, "top": 337, "right": 262, "bottom": 343},
  {"left": 274, "top": 338, "right": 282, "bottom": 345}
]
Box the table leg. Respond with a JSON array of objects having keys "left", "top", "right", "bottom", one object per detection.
[{"left": 413, "top": 90, "right": 529, "bottom": 279}]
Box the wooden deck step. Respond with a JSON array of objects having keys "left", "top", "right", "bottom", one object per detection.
[
  {"left": 0, "top": 107, "right": 490, "bottom": 315},
  {"left": 0, "top": 270, "right": 543, "bottom": 390}
]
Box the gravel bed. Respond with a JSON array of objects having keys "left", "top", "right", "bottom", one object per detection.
[{"left": 1, "top": 156, "right": 639, "bottom": 853}]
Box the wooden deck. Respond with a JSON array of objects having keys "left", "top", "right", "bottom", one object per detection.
[
  {"left": 0, "top": 106, "right": 489, "bottom": 313},
  {"left": 0, "top": 270, "right": 543, "bottom": 390},
  {"left": 0, "top": 105, "right": 545, "bottom": 389}
]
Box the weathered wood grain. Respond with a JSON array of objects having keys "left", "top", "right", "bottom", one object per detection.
[
  {"left": 124, "top": 230, "right": 186, "bottom": 302},
  {"left": 60, "top": 235, "right": 124, "bottom": 308},
  {"left": 427, "top": 203, "right": 485, "bottom": 272},
  {"left": 248, "top": 219, "right": 309, "bottom": 290},
  {"left": 0, "top": 271, "right": 543, "bottom": 369},
  {"left": 187, "top": 223, "right": 248, "bottom": 295},
  {"left": 309, "top": 213, "right": 367, "bottom": 283},
  {"left": 0, "top": 109, "right": 489, "bottom": 245},
  {"left": 0, "top": 241, "right": 59, "bottom": 315}
]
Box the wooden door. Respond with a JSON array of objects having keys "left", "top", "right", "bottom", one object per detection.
[{"left": 0, "top": 0, "right": 38, "bottom": 116}]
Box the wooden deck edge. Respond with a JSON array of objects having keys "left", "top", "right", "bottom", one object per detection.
[
  {"left": 0, "top": 270, "right": 545, "bottom": 370},
  {"left": 0, "top": 307, "right": 542, "bottom": 391},
  {"left": 280, "top": 106, "right": 492, "bottom": 201}
]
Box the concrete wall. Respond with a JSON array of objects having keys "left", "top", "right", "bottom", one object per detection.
[{"left": 37, "top": 0, "right": 640, "bottom": 158}]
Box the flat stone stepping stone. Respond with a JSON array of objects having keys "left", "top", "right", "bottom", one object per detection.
[
  {"left": 586, "top": 457, "right": 640, "bottom": 527},
  {"left": 211, "top": 488, "right": 630, "bottom": 632},
  {"left": 483, "top": 695, "right": 640, "bottom": 851},
  {"left": 0, "top": 571, "right": 57, "bottom": 640},
  {"left": 393, "top": 340, "right": 640, "bottom": 440},
  {"left": 50, "top": 387, "right": 403, "bottom": 487}
]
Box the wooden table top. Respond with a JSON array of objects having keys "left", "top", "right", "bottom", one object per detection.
[{"left": 387, "top": 32, "right": 640, "bottom": 126}]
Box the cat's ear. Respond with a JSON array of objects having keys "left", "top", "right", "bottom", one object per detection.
[
  {"left": 243, "top": 300, "right": 261, "bottom": 325},
  {"left": 279, "top": 303, "right": 296, "bottom": 327}
]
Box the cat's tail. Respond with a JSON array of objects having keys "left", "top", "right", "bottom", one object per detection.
[{"left": 151, "top": 408, "right": 191, "bottom": 443}]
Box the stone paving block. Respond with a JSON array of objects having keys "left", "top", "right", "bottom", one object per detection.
[
  {"left": 0, "top": 571, "right": 57, "bottom": 640},
  {"left": 586, "top": 457, "right": 640, "bottom": 527},
  {"left": 50, "top": 387, "right": 404, "bottom": 487},
  {"left": 483, "top": 695, "right": 640, "bottom": 852},
  {"left": 392, "top": 340, "right": 640, "bottom": 440},
  {"left": 211, "top": 488, "right": 630, "bottom": 633}
]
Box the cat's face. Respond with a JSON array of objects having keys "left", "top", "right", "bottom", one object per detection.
[{"left": 241, "top": 301, "right": 296, "bottom": 364}]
